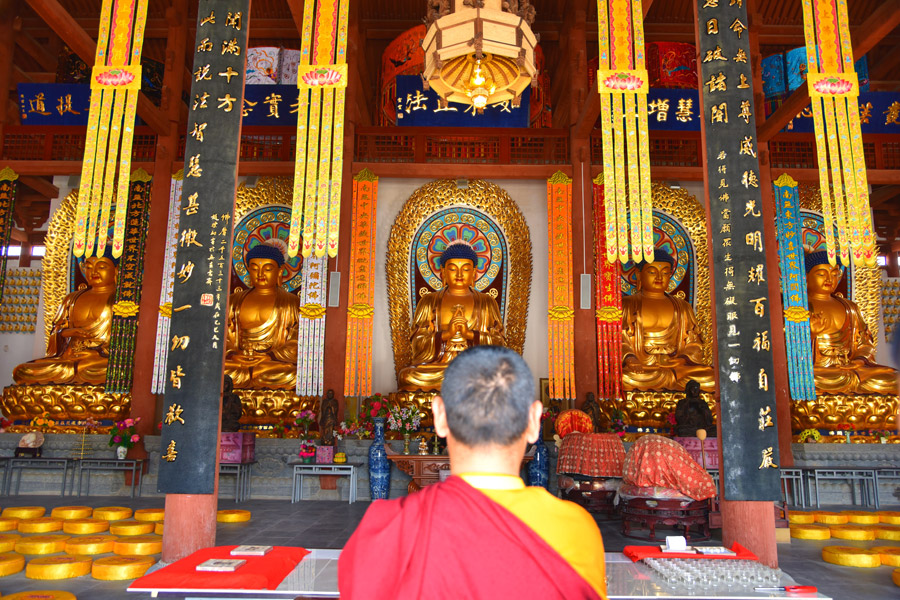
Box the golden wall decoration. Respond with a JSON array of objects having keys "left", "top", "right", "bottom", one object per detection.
[
  {"left": 1, "top": 384, "right": 130, "bottom": 421},
  {"left": 42, "top": 191, "right": 79, "bottom": 346},
  {"left": 235, "top": 176, "right": 293, "bottom": 223},
  {"left": 387, "top": 179, "right": 532, "bottom": 381}
]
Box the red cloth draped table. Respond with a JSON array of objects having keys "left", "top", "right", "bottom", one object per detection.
[{"left": 557, "top": 433, "right": 625, "bottom": 518}]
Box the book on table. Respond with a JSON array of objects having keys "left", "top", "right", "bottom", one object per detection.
[
  {"left": 659, "top": 545, "right": 697, "bottom": 553},
  {"left": 195, "top": 559, "right": 247, "bottom": 572},
  {"left": 696, "top": 546, "right": 736, "bottom": 556},
  {"left": 230, "top": 545, "right": 272, "bottom": 556}
]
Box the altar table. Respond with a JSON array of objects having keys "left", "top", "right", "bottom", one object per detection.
[{"left": 386, "top": 452, "right": 533, "bottom": 493}]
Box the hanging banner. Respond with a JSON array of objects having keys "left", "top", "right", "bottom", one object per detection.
[
  {"left": 296, "top": 255, "right": 327, "bottom": 397},
  {"left": 592, "top": 178, "right": 622, "bottom": 401},
  {"left": 696, "top": 0, "right": 780, "bottom": 501},
  {"left": 151, "top": 172, "right": 183, "bottom": 394},
  {"left": 0, "top": 168, "right": 18, "bottom": 307},
  {"left": 547, "top": 171, "right": 575, "bottom": 403},
  {"left": 157, "top": 0, "right": 250, "bottom": 495}
]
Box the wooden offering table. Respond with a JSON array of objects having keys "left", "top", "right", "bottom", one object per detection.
[{"left": 387, "top": 451, "right": 533, "bottom": 493}]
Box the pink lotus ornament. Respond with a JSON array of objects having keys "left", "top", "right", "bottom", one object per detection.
[
  {"left": 812, "top": 77, "right": 853, "bottom": 95},
  {"left": 603, "top": 72, "right": 644, "bottom": 91},
  {"left": 301, "top": 68, "right": 343, "bottom": 87},
  {"left": 94, "top": 69, "right": 136, "bottom": 87}
]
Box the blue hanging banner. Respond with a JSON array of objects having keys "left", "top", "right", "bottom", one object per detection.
[{"left": 395, "top": 75, "right": 529, "bottom": 127}]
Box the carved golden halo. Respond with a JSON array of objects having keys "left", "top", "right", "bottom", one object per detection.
[
  {"left": 387, "top": 179, "right": 533, "bottom": 382},
  {"left": 41, "top": 191, "right": 78, "bottom": 345}
]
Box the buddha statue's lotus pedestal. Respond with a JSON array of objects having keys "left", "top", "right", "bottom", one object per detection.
[
  {"left": 791, "top": 394, "right": 898, "bottom": 436},
  {"left": 603, "top": 390, "right": 717, "bottom": 432},
  {"left": 0, "top": 384, "right": 130, "bottom": 432},
  {"left": 237, "top": 389, "right": 318, "bottom": 434}
]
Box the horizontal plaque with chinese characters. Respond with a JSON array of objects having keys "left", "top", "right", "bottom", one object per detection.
[
  {"left": 696, "top": 0, "right": 780, "bottom": 501},
  {"left": 157, "top": 0, "right": 249, "bottom": 495}
]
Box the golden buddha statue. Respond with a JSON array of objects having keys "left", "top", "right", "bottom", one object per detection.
[
  {"left": 398, "top": 240, "right": 505, "bottom": 391},
  {"left": 621, "top": 251, "right": 716, "bottom": 392},
  {"left": 224, "top": 243, "right": 300, "bottom": 389},
  {"left": 13, "top": 254, "right": 117, "bottom": 386},
  {"left": 806, "top": 250, "right": 898, "bottom": 395}
]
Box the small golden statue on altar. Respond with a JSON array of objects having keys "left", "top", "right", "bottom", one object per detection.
[
  {"left": 224, "top": 243, "right": 300, "bottom": 390},
  {"left": 13, "top": 254, "right": 117, "bottom": 386},
  {"left": 621, "top": 251, "right": 715, "bottom": 392},
  {"left": 805, "top": 250, "right": 898, "bottom": 395},
  {"left": 398, "top": 240, "right": 505, "bottom": 391}
]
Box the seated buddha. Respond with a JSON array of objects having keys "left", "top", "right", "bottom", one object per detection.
[
  {"left": 224, "top": 243, "right": 300, "bottom": 389},
  {"left": 13, "top": 254, "right": 117, "bottom": 386},
  {"left": 398, "top": 240, "right": 505, "bottom": 391},
  {"left": 621, "top": 251, "right": 716, "bottom": 392},
  {"left": 806, "top": 250, "right": 898, "bottom": 395}
]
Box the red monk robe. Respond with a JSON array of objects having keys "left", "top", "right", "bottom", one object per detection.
[{"left": 339, "top": 474, "right": 607, "bottom": 599}]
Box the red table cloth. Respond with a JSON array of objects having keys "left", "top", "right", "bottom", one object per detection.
[
  {"left": 623, "top": 435, "right": 717, "bottom": 501},
  {"left": 557, "top": 432, "right": 626, "bottom": 477}
]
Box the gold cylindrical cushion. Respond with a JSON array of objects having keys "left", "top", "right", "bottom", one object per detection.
[
  {"left": 18, "top": 518, "right": 63, "bottom": 533},
  {"left": 2, "top": 592, "right": 77, "bottom": 600},
  {"left": 0, "top": 551, "right": 25, "bottom": 576},
  {"left": 15, "top": 535, "right": 71, "bottom": 555},
  {"left": 154, "top": 521, "right": 164, "bottom": 535},
  {"left": 813, "top": 511, "right": 849, "bottom": 525},
  {"left": 840, "top": 511, "right": 880, "bottom": 525},
  {"left": 877, "top": 525, "right": 900, "bottom": 541},
  {"left": 790, "top": 524, "right": 831, "bottom": 540},
  {"left": 134, "top": 509, "right": 165, "bottom": 522},
  {"left": 113, "top": 534, "right": 162, "bottom": 556},
  {"left": 216, "top": 510, "right": 251, "bottom": 523},
  {"left": 2, "top": 507, "right": 45, "bottom": 519},
  {"left": 91, "top": 555, "right": 155, "bottom": 580},
  {"left": 0, "top": 517, "right": 20, "bottom": 531},
  {"left": 109, "top": 520, "right": 154, "bottom": 536},
  {"left": 822, "top": 546, "right": 881, "bottom": 568},
  {"left": 879, "top": 511, "right": 900, "bottom": 525},
  {"left": 63, "top": 519, "right": 109, "bottom": 534},
  {"left": 26, "top": 555, "right": 92, "bottom": 580},
  {"left": 829, "top": 525, "right": 877, "bottom": 540},
  {"left": 93, "top": 506, "right": 132, "bottom": 521},
  {"left": 51, "top": 507, "right": 92, "bottom": 520},
  {"left": 0, "top": 533, "right": 22, "bottom": 552},
  {"left": 788, "top": 512, "right": 815, "bottom": 524},
  {"left": 65, "top": 535, "right": 118, "bottom": 555},
  {"left": 872, "top": 546, "right": 900, "bottom": 568},
  {"left": 894, "top": 568, "right": 900, "bottom": 587}
]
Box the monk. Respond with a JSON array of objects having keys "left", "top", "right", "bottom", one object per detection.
[
  {"left": 806, "top": 250, "right": 898, "bottom": 395},
  {"left": 398, "top": 240, "right": 505, "bottom": 391},
  {"left": 13, "top": 253, "right": 117, "bottom": 385},
  {"left": 224, "top": 243, "right": 300, "bottom": 389},
  {"left": 340, "top": 346, "right": 607, "bottom": 599},
  {"left": 621, "top": 250, "right": 716, "bottom": 392}
]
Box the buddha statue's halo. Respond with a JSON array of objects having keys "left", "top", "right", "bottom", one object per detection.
[{"left": 439, "top": 239, "right": 478, "bottom": 267}]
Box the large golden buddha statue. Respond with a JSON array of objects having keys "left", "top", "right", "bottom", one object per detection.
[
  {"left": 398, "top": 241, "right": 505, "bottom": 391},
  {"left": 621, "top": 251, "right": 716, "bottom": 392},
  {"left": 224, "top": 243, "right": 300, "bottom": 389},
  {"left": 806, "top": 250, "right": 898, "bottom": 395},
  {"left": 13, "top": 254, "right": 117, "bottom": 386}
]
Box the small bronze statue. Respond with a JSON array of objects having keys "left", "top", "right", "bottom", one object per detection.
[
  {"left": 581, "top": 392, "right": 604, "bottom": 433},
  {"left": 221, "top": 375, "right": 242, "bottom": 433},
  {"left": 674, "top": 380, "right": 716, "bottom": 437},
  {"left": 319, "top": 389, "right": 338, "bottom": 446}
]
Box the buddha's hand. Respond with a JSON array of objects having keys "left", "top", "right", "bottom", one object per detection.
[
  {"left": 624, "top": 356, "right": 644, "bottom": 373},
  {"left": 809, "top": 311, "right": 826, "bottom": 333},
  {"left": 59, "top": 327, "right": 84, "bottom": 339}
]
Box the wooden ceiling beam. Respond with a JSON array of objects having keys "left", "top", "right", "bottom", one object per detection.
[
  {"left": 869, "top": 185, "right": 900, "bottom": 207},
  {"left": 18, "top": 176, "right": 58, "bottom": 199},
  {"left": 14, "top": 30, "right": 57, "bottom": 72},
  {"left": 285, "top": 0, "right": 305, "bottom": 38}
]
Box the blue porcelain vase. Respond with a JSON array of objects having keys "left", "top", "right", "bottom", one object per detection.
[
  {"left": 527, "top": 424, "right": 549, "bottom": 489},
  {"left": 368, "top": 417, "right": 391, "bottom": 499}
]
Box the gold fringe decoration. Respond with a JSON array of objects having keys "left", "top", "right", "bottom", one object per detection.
[
  {"left": 63, "top": 519, "right": 109, "bottom": 535},
  {"left": 790, "top": 524, "right": 831, "bottom": 540},
  {"left": 877, "top": 525, "right": 900, "bottom": 541},
  {"left": 26, "top": 556, "right": 92, "bottom": 580},
  {"left": 0, "top": 552, "right": 25, "bottom": 577},
  {"left": 801, "top": 0, "right": 876, "bottom": 266},
  {"left": 813, "top": 511, "right": 849, "bottom": 525},
  {"left": 92, "top": 507, "right": 132, "bottom": 521},
  {"left": 787, "top": 512, "right": 815, "bottom": 524},
  {"left": 2, "top": 507, "right": 45, "bottom": 520},
  {"left": 133, "top": 509, "right": 165, "bottom": 522},
  {"left": 0, "top": 533, "right": 22, "bottom": 552},
  {"left": 64, "top": 536, "right": 117, "bottom": 555},
  {"left": 840, "top": 511, "right": 880, "bottom": 525},
  {"left": 14, "top": 535, "right": 71, "bottom": 555},
  {"left": 50, "top": 507, "right": 92, "bottom": 520},
  {"left": 873, "top": 547, "right": 900, "bottom": 567},
  {"left": 113, "top": 534, "right": 162, "bottom": 555},
  {"left": 288, "top": 0, "right": 350, "bottom": 259},
  {"left": 216, "top": 509, "right": 251, "bottom": 523},
  {"left": 596, "top": 0, "right": 653, "bottom": 264},
  {"left": 547, "top": 172, "right": 575, "bottom": 403},
  {"left": 821, "top": 546, "right": 881, "bottom": 568},
  {"left": 91, "top": 555, "right": 155, "bottom": 580},
  {"left": 108, "top": 520, "right": 154, "bottom": 536},
  {"left": 18, "top": 518, "right": 63, "bottom": 534},
  {"left": 73, "top": 0, "right": 149, "bottom": 258},
  {"left": 828, "top": 524, "right": 876, "bottom": 541}
]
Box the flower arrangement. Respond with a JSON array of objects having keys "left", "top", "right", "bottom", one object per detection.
[
  {"left": 608, "top": 409, "right": 627, "bottom": 437},
  {"left": 798, "top": 429, "right": 820, "bottom": 443},
  {"left": 30, "top": 413, "right": 54, "bottom": 432},
  {"left": 387, "top": 405, "right": 421, "bottom": 435},
  {"left": 294, "top": 409, "right": 317, "bottom": 433},
  {"left": 271, "top": 418, "right": 292, "bottom": 438},
  {"left": 333, "top": 418, "right": 360, "bottom": 441},
  {"left": 666, "top": 412, "right": 677, "bottom": 434},
  {"left": 298, "top": 440, "right": 316, "bottom": 461},
  {"left": 361, "top": 393, "right": 389, "bottom": 419},
  {"left": 108, "top": 417, "right": 142, "bottom": 449},
  {"left": 0, "top": 417, "right": 11, "bottom": 432}
]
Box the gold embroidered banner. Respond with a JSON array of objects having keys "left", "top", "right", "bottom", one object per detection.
[
  {"left": 73, "top": 0, "right": 148, "bottom": 259},
  {"left": 344, "top": 169, "right": 378, "bottom": 398},
  {"left": 288, "top": 0, "right": 350, "bottom": 259},
  {"left": 547, "top": 172, "right": 575, "bottom": 403},
  {"left": 801, "top": 0, "right": 876, "bottom": 267},
  {"left": 597, "top": 0, "right": 653, "bottom": 264},
  {"left": 592, "top": 177, "right": 623, "bottom": 401}
]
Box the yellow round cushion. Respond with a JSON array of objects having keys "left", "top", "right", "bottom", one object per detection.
[
  {"left": 15, "top": 535, "right": 71, "bottom": 555},
  {"left": 872, "top": 546, "right": 900, "bottom": 568},
  {"left": 65, "top": 535, "right": 118, "bottom": 555},
  {"left": 0, "top": 551, "right": 25, "bottom": 576},
  {"left": 108, "top": 520, "right": 154, "bottom": 536},
  {"left": 829, "top": 525, "right": 877, "bottom": 541},
  {"left": 2, "top": 507, "right": 45, "bottom": 519},
  {"left": 0, "top": 517, "right": 20, "bottom": 531},
  {"left": 2, "top": 592, "right": 77, "bottom": 600},
  {"left": 51, "top": 506, "right": 92, "bottom": 520},
  {"left": 894, "top": 568, "right": 900, "bottom": 587},
  {"left": 217, "top": 510, "right": 251, "bottom": 523},
  {"left": 26, "top": 555, "right": 92, "bottom": 580},
  {"left": 876, "top": 525, "right": 900, "bottom": 541},
  {"left": 63, "top": 519, "right": 109, "bottom": 534},
  {"left": 133, "top": 508, "right": 165, "bottom": 522},
  {"left": 822, "top": 546, "right": 881, "bottom": 568},
  {"left": 840, "top": 511, "right": 880, "bottom": 525},
  {"left": 788, "top": 512, "right": 815, "bottom": 524},
  {"left": 154, "top": 521, "right": 164, "bottom": 535},
  {"left": 790, "top": 524, "right": 831, "bottom": 540},
  {"left": 91, "top": 555, "right": 155, "bottom": 580},
  {"left": 0, "top": 533, "right": 22, "bottom": 552},
  {"left": 813, "top": 511, "right": 849, "bottom": 525},
  {"left": 113, "top": 534, "right": 162, "bottom": 556},
  {"left": 879, "top": 511, "right": 900, "bottom": 525},
  {"left": 18, "top": 518, "right": 63, "bottom": 533},
  {"left": 93, "top": 506, "right": 132, "bottom": 521}
]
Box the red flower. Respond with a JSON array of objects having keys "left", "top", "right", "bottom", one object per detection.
[
  {"left": 373, "top": 401, "right": 381, "bottom": 411},
  {"left": 370, "top": 409, "right": 377, "bottom": 417}
]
